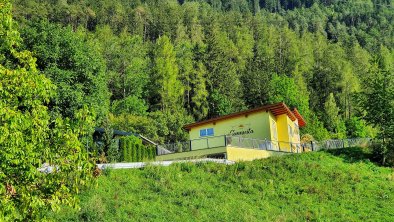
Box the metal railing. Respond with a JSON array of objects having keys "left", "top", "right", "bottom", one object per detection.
[
  {"left": 157, "top": 135, "right": 226, "bottom": 156},
  {"left": 227, "top": 137, "right": 371, "bottom": 153},
  {"left": 226, "top": 136, "right": 302, "bottom": 153},
  {"left": 310, "top": 138, "right": 371, "bottom": 151},
  {"left": 156, "top": 136, "right": 372, "bottom": 156}
]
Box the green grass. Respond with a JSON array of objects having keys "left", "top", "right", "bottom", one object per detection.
[{"left": 50, "top": 148, "right": 394, "bottom": 221}]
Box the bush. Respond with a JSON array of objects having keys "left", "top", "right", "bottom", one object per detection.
[
  {"left": 101, "top": 118, "right": 120, "bottom": 162},
  {"left": 370, "top": 140, "right": 394, "bottom": 166},
  {"left": 120, "top": 136, "right": 155, "bottom": 162},
  {"left": 345, "top": 117, "right": 375, "bottom": 138},
  {"left": 387, "top": 149, "right": 394, "bottom": 167}
]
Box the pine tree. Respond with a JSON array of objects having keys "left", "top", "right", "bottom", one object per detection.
[
  {"left": 360, "top": 46, "right": 394, "bottom": 164},
  {"left": 151, "top": 35, "right": 183, "bottom": 112},
  {"left": 190, "top": 61, "right": 209, "bottom": 120},
  {"left": 175, "top": 26, "right": 208, "bottom": 120},
  {"left": 324, "top": 93, "right": 340, "bottom": 133},
  {"left": 205, "top": 23, "right": 244, "bottom": 116}
]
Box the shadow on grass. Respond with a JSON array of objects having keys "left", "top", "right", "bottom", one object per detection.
[{"left": 325, "top": 147, "right": 376, "bottom": 164}]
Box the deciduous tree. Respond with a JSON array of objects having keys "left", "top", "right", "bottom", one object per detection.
[{"left": 0, "top": 2, "right": 93, "bottom": 219}]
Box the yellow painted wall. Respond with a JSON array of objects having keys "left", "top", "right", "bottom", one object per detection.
[
  {"left": 276, "top": 114, "right": 291, "bottom": 151},
  {"left": 276, "top": 114, "right": 302, "bottom": 152},
  {"left": 268, "top": 113, "right": 279, "bottom": 150},
  {"left": 188, "top": 111, "right": 273, "bottom": 150},
  {"left": 226, "top": 147, "right": 288, "bottom": 161},
  {"left": 290, "top": 120, "right": 301, "bottom": 152}
]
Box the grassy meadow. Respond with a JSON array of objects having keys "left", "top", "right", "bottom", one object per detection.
[{"left": 49, "top": 148, "right": 394, "bottom": 221}]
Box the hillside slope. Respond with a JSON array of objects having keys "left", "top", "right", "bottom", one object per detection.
[{"left": 50, "top": 149, "right": 394, "bottom": 221}]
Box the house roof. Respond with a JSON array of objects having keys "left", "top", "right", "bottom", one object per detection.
[
  {"left": 292, "top": 108, "right": 306, "bottom": 128},
  {"left": 183, "top": 102, "right": 306, "bottom": 130}
]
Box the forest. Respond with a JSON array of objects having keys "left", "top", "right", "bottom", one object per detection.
[
  {"left": 11, "top": 0, "right": 394, "bottom": 143},
  {"left": 1, "top": 0, "right": 393, "bottom": 219}
]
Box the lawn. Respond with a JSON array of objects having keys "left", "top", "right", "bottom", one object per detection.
[{"left": 49, "top": 148, "right": 394, "bottom": 221}]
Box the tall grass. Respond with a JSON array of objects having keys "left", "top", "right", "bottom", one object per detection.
[{"left": 49, "top": 148, "right": 394, "bottom": 221}]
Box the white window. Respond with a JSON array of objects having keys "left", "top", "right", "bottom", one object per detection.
[{"left": 200, "top": 128, "right": 214, "bottom": 137}]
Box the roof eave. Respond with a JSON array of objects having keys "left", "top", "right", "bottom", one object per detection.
[{"left": 183, "top": 102, "right": 303, "bottom": 130}]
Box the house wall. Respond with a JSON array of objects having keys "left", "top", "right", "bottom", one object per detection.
[
  {"left": 268, "top": 113, "right": 277, "bottom": 141},
  {"left": 226, "top": 147, "right": 288, "bottom": 161},
  {"left": 156, "top": 146, "right": 288, "bottom": 161},
  {"left": 291, "top": 120, "right": 301, "bottom": 145},
  {"left": 276, "top": 114, "right": 290, "bottom": 151},
  {"left": 188, "top": 111, "right": 273, "bottom": 150},
  {"left": 276, "top": 114, "right": 301, "bottom": 152}
]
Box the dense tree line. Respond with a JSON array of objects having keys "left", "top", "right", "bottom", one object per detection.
[
  {"left": 11, "top": 0, "right": 393, "bottom": 144},
  {"left": 1, "top": 0, "right": 393, "bottom": 218}
]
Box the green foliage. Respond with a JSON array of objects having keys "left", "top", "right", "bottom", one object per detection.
[
  {"left": 345, "top": 117, "right": 374, "bottom": 138},
  {"left": 95, "top": 27, "right": 149, "bottom": 101},
  {"left": 189, "top": 61, "right": 209, "bottom": 120},
  {"left": 175, "top": 36, "right": 209, "bottom": 120},
  {"left": 151, "top": 35, "right": 183, "bottom": 112},
  {"left": 302, "top": 113, "right": 330, "bottom": 141},
  {"left": 49, "top": 150, "right": 394, "bottom": 221},
  {"left": 5, "top": 0, "right": 394, "bottom": 218},
  {"left": 101, "top": 118, "right": 120, "bottom": 163},
  {"left": 208, "top": 89, "right": 235, "bottom": 117},
  {"left": 335, "top": 120, "right": 347, "bottom": 139},
  {"left": 11, "top": 0, "right": 393, "bottom": 142},
  {"left": 111, "top": 96, "right": 148, "bottom": 116},
  {"left": 109, "top": 113, "right": 162, "bottom": 144},
  {"left": 324, "top": 93, "right": 341, "bottom": 131},
  {"left": 322, "top": 93, "right": 347, "bottom": 139},
  {"left": 148, "top": 110, "right": 193, "bottom": 143},
  {"left": 205, "top": 24, "right": 245, "bottom": 116},
  {"left": 0, "top": 2, "right": 94, "bottom": 219},
  {"left": 120, "top": 136, "right": 155, "bottom": 162},
  {"left": 21, "top": 21, "right": 110, "bottom": 123},
  {"left": 359, "top": 46, "right": 394, "bottom": 164},
  {"left": 268, "top": 74, "right": 310, "bottom": 116}
]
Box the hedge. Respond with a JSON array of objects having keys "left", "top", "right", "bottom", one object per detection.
[{"left": 119, "top": 135, "right": 155, "bottom": 162}]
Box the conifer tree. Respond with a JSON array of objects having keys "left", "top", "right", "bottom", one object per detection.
[
  {"left": 151, "top": 35, "right": 183, "bottom": 112},
  {"left": 205, "top": 23, "right": 244, "bottom": 116},
  {"left": 360, "top": 46, "right": 394, "bottom": 164},
  {"left": 324, "top": 93, "right": 341, "bottom": 133}
]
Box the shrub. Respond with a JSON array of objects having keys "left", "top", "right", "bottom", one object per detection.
[
  {"left": 371, "top": 140, "right": 394, "bottom": 167},
  {"left": 120, "top": 136, "right": 155, "bottom": 162},
  {"left": 345, "top": 117, "right": 375, "bottom": 138}
]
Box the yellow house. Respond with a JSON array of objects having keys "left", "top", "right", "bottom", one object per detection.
[{"left": 156, "top": 102, "right": 306, "bottom": 161}]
